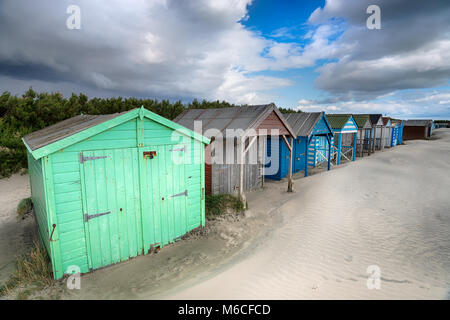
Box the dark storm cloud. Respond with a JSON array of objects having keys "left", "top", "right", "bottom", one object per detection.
[
  {"left": 0, "top": 0, "right": 290, "bottom": 103},
  {"left": 0, "top": 61, "right": 70, "bottom": 83}
]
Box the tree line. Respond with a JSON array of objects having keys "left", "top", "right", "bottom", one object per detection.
[
  {"left": 0, "top": 88, "right": 241, "bottom": 177},
  {"left": 0, "top": 88, "right": 303, "bottom": 177}
]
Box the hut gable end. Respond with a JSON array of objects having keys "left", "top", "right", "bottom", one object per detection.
[
  {"left": 23, "top": 107, "right": 209, "bottom": 160},
  {"left": 256, "top": 110, "right": 290, "bottom": 135},
  {"left": 63, "top": 119, "right": 138, "bottom": 152},
  {"left": 311, "top": 115, "right": 332, "bottom": 135}
]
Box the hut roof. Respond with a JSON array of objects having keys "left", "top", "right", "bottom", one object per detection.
[
  {"left": 23, "top": 107, "right": 210, "bottom": 159},
  {"left": 23, "top": 113, "right": 126, "bottom": 151},
  {"left": 382, "top": 117, "right": 391, "bottom": 126},
  {"left": 404, "top": 119, "right": 433, "bottom": 126},
  {"left": 282, "top": 112, "right": 328, "bottom": 137},
  {"left": 352, "top": 114, "right": 372, "bottom": 128},
  {"left": 173, "top": 103, "right": 295, "bottom": 138},
  {"left": 390, "top": 118, "right": 403, "bottom": 124},
  {"left": 326, "top": 114, "right": 353, "bottom": 129},
  {"left": 367, "top": 114, "right": 383, "bottom": 125}
]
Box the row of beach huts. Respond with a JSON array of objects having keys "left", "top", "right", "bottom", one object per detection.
[{"left": 21, "top": 104, "right": 435, "bottom": 278}]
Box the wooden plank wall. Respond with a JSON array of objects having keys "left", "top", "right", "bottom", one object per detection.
[{"left": 211, "top": 136, "right": 266, "bottom": 195}]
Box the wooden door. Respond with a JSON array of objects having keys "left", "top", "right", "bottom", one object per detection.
[{"left": 81, "top": 148, "right": 142, "bottom": 270}]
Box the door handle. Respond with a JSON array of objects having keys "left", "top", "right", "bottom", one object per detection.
[{"left": 84, "top": 211, "right": 111, "bottom": 222}]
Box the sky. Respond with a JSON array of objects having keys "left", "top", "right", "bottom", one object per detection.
[{"left": 0, "top": 0, "right": 449, "bottom": 119}]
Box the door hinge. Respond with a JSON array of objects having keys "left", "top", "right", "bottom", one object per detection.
[
  {"left": 84, "top": 211, "right": 111, "bottom": 222},
  {"left": 169, "top": 147, "right": 185, "bottom": 152},
  {"left": 171, "top": 190, "right": 188, "bottom": 198},
  {"left": 80, "top": 154, "right": 107, "bottom": 164}
]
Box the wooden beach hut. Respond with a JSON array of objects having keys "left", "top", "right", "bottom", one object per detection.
[
  {"left": 174, "top": 104, "right": 295, "bottom": 203},
  {"left": 353, "top": 115, "right": 373, "bottom": 157},
  {"left": 265, "top": 112, "right": 334, "bottom": 179},
  {"left": 403, "top": 120, "right": 433, "bottom": 140},
  {"left": 365, "top": 114, "right": 384, "bottom": 151},
  {"left": 381, "top": 117, "right": 392, "bottom": 148},
  {"left": 326, "top": 114, "right": 358, "bottom": 165},
  {"left": 22, "top": 107, "right": 210, "bottom": 279},
  {"left": 390, "top": 120, "right": 398, "bottom": 147},
  {"left": 389, "top": 119, "right": 402, "bottom": 147},
  {"left": 391, "top": 119, "right": 404, "bottom": 145}
]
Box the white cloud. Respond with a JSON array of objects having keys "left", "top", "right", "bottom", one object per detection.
[
  {"left": 308, "top": 0, "right": 450, "bottom": 99},
  {"left": 296, "top": 88, "right": 450, "bottom": 119}
]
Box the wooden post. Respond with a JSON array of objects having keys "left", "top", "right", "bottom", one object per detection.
[
  {"left": 287, "top": 137, "right": 293, "bottom": 192},
  {"left": 360, "top": 130, "right": 364, "bottom": 157},
  {"left": 261, "top": 136, "right": 265, "bottom": 188},
  {"left": 337, "top": 132, "right": 342, "bottom": 165},
  {"left": 281, "top": 135, "right": 294, "bottom": 192},
  {"left": 380, "top": 125, "right": 384, "bottom": 149},
  {"left": 304, "top": 137, "right": 309, "bottom": 177},
  {"left": 238, "top": 135, "right": 258, "bottom": 204},
  {"left": 238, "top": 138, "right": 246, "bottom": 205},
  {"left": 372, "top": 127, "right": 376, "bottom": 153},
  {"left": 326, "top": 134, "right": 331, "bottom": 171},
  {"left": 352, "top": 132, "right": 357, "bottom": 161}
]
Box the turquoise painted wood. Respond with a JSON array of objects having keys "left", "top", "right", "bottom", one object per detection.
[
  {"left": 23, "top": 107, "right": 209, "bottom": 279},
  {"left": 27, "top": 154, "right": 50, "bottom": 254},
  {"left": 337, "top": 133, "right": 343, "bottom": 165},
  {"left": 82, "top": 148, "right": 142, "bottom": 269}
]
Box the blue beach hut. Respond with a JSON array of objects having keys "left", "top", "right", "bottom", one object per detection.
[
  {"left": 398, "top": 120, "right": 404, "bottom": 144},
  {"left": 390, "top": 119, "right": 403, "bottom": 147},
  {"left": 326, "top": 114, "right": 358, "bottom": 165},
  {"left": 265, "top": 112, "right": 334, "bottom": 179}
]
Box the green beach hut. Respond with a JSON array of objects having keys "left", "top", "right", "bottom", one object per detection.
[{"left": 22, "top": 107, "right": 209, "bottom": 279}]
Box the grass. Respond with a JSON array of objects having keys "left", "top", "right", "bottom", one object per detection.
[
  {"left": 17, "top": 197, "right": 33, "bottom": 220},
  {"left": 205, "top": 194, "right": 245, "bottom": 218},
  {"left": 0, "top": 240, "right": 53, "bottom": 298}
]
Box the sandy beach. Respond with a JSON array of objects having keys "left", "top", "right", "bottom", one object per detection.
[
  {"left": 162, "top": 129, "right": 450, "bottom": 299},
  {"left": 0, "top": 174, "right": 33, "bottom": 287},
  {"left": 1, "top": 129, "right": 449, "bottom": 299}
]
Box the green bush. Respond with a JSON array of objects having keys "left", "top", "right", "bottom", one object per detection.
[
  {"left": 205, "top": 194, "right": 245, "bottom": 218},
  {"left": 17, "top": 197, "right": 33, "bottom": 220}
]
